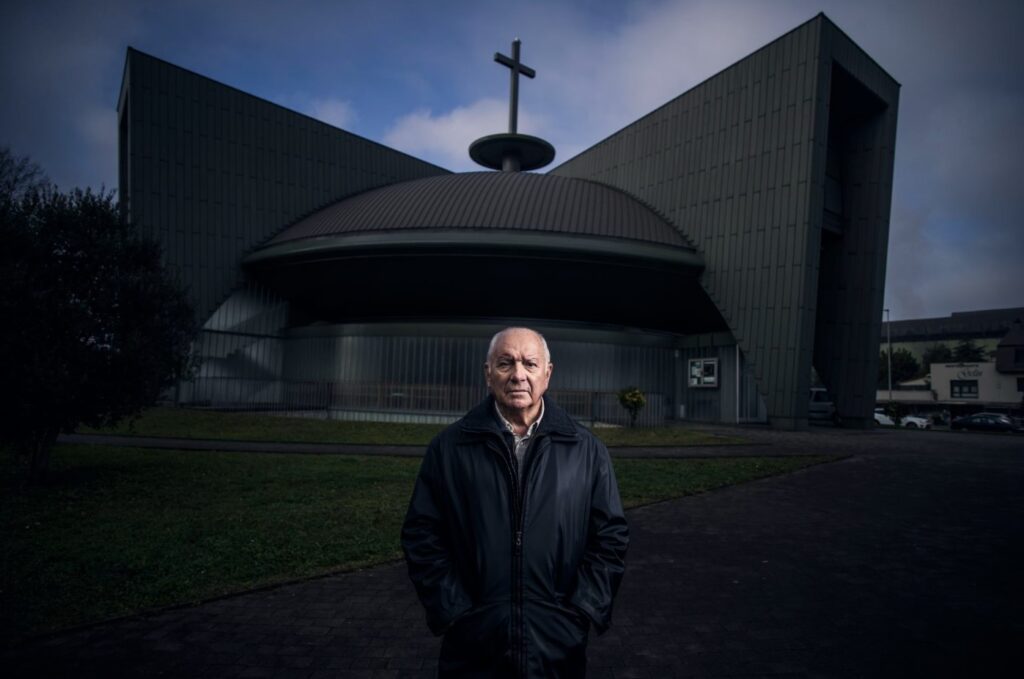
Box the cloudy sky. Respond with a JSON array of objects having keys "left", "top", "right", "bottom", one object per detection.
[{"left": 1, "top": 0, "right": 1021, "bottom": 321}]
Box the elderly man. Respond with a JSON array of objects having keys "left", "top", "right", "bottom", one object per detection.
[{"left": 402, "top": 327, "right": 629, "bottom": 678}]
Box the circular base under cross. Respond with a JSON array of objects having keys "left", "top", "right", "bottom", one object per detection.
[{"left": 469, "top": 133, "right": 556, "bottom": 172}]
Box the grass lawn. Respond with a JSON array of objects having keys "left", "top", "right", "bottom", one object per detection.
[
  {"left": 81, "top": 407, "right": 447, "bottom": 446},
  {"left": 591, "top": 426, "right": 744, "bottom": 447},
  {"left": 82, "top": 406, "right": 748, "bottom": 447},
  {"left": 1, "top": 444, "right": 831, "bottom": 641}
]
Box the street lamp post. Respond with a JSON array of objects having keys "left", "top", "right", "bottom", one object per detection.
[{"left": 885, "top": 308, "right": 892, "bottom": 405}]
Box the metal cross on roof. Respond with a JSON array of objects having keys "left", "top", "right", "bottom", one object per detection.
[
  {"left": 494, "top": 38, "right": 535, "bottom": 135},
  {"left": 469, "top": 38, "right": 554, "bottom": 172}
]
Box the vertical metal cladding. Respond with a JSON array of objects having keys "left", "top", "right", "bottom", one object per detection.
[
  {"left": 257, "top": 325, "right": 679, "bottom": 426},
  {"left": 118, "top": 48, "right": 450, "bottom": 324},
  {"left": 553, "top": 14, "right": 898, "bottom": 427},
  {"left": 811, "top": 26, "right": 900, "bottom": 426}
]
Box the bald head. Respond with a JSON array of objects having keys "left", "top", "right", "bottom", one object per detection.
[{"left": 487, "top": 327, "right": 550, "bottom": 365}]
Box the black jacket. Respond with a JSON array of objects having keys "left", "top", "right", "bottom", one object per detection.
[{"left": 401, "top": 396, "right": 629, "bottom": 678}]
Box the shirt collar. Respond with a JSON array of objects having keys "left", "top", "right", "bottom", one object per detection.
[{"left": 494, "top": 398, "right": 545, "bottom": 439}]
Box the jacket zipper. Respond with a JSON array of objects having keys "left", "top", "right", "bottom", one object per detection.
[
  {"left": 514, "top": 435, "right": 542, "bottom": 679},
  {"left": 487, "top": 432, "right": 550, "bottom": 678},
  {"left": 486, "top": 437, "right": 525, "bottom": 674},
  {"left": 466, "top": 419, "right": 577, "bottom": 675}
]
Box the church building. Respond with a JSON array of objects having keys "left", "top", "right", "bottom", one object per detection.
[{"left": 117, "top": 13, "right": 899, "bottom": 428}]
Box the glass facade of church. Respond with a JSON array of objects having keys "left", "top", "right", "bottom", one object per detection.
[{"left": 183, "top": 288, "right": 766, "bottom": 426}]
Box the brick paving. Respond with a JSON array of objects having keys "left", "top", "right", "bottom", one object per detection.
[{"left": 6, "top": 428, "right": 1023, "bottom": 677}]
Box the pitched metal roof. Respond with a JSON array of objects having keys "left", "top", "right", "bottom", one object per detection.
[
  {"left": 266, "top": 171, "right": 690, "bottom": 249},
  {"left": 881, "top": 307, "right": 1024, "bottom": 342}
]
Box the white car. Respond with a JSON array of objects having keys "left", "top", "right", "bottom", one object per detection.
[
  {"left": 809, "top": 387, "right": 838, "bottom": 423},
  {"left": 873, "top": 409, "right": 895, "bottom": 426},
  {"left": 899, "top": 415, "right": 932, "bottom": 429}
]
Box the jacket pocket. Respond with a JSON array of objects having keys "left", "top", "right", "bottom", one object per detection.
[
  {"left": 439, "top": 602, "right": 511, "bottom": 669},
  {"left": 527, "top": 599, "right": 590, "bottom": 654}
]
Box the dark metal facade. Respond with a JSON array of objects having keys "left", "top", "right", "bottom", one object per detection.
[
  {"left": 117, "top": 48, "right": 448, "bottom": 323},
  {"left": 553, "top": 14, "right": 899, "bottom": 427},
  {"left": 188, "top": 320, "right": 681, "bottom": 427}
]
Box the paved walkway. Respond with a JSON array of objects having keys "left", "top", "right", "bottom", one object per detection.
[
  {"left": 7, "top": 428, "right": 1024, "bottom": 677},
  {"left": 57, "top": 432, "right": 791, "bottom": 459}
]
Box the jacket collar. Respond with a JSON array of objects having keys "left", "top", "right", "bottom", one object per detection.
[{"left": 458, "top": 394, "right": 577, "bottom": 440}]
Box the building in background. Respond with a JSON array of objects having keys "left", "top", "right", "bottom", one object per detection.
[
  {"left": 879, "top": 307, "right": 1024, "bottom": 364},
  {"left": 118, "top": 14, "right": 899, "bottom": 428},
  {"left": 877, "top": 311, "right": 1024, "bottom": 417}
]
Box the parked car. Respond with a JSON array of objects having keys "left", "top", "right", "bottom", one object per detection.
[
  {"left": 873, "top": 408, "right": 895, "bottom": 426},
  {"left": 950, "top": 413, "right": 1024, "bottom": 433},
  {"left": 809, "top": 388, "right": 839, "bottom": 424},
  {"left": 899, "top": 414, "right": 932, "bottom": 429}
]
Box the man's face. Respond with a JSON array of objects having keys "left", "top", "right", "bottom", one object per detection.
[{"left": 485, "top": 329, "right": 552, "bottom": 414}]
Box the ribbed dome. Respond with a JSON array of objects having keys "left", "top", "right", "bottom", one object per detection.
[
  {"left": 266, "top": 171, "right": 689, "bottom": 249},
  {"left": 243, "top": 171, "right": 723, "bottom": 335}
]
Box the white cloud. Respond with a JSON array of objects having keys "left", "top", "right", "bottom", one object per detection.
[
  {"left": 78, "top": 106, "right": 117, "bottom": 152},
  {"left": 75, "top": 106, "right": 119, "bottom": 191},
  {"left": 887, "top": 215, "right": 1023, "bottom": 320},
  {"left": 885, "top": 69, "right": 1024, "bottom": 319},
  {"left": 572, "top": 1, "right": 787, "bottom": 119},
  {"left": 920, "top": 91, "right": 1021, "bottom": 221},
  {"left": 306, "top": 97, "right": 357, "bottom": 130},
  {"left": 0, "top": 0, "right": 145, "bottom": 190},
  {"left": 384, "top": 98, "right": 548, "bottom": 171},
  {"left": 381, "top": 1, "right": 798, "bottom": 171},
  {"left": 495, "top": 0, "right": 810, "bottom": 163}
]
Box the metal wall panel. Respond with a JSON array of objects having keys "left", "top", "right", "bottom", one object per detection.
[
  {"left": 811, "top": 22, "right": 901, "bottom": 426},
  {"left": 118, "top": 48, "right": 449, "bottom": 323},
  {"left": 553, "top": 14, "right": 898, "bottom": 428},
  {"left": 172, "top": 316, "right": 688, "bottom": 425},
  {"left": 180, "top": 322, "right": 680, "bottom": 425}
]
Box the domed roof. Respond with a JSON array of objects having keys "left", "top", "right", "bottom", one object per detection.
[
  {"left": 263, "top": 171, "right": 690, "bottom": 249},
  {"left": 242, "top": 171, "right": 723, "bottom": 335}
]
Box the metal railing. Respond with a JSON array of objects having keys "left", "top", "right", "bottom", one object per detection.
[{"left": 178, "top": 377, "right": 668, "bottom": 427}]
